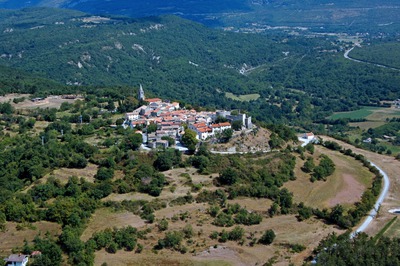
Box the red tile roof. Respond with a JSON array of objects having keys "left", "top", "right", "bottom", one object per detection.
[
  {"left": 198, "top": 127, "right": 212, "bottom": 133},
  {"left": 146, "top": 98, "right": 162, "bottom": 103}
]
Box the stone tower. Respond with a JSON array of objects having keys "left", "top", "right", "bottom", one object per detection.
[{"left": 138, "top": 84, "right": 145, "bottom": 101}]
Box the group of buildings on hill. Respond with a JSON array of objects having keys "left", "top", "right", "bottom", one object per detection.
[{"left": 123, "top": 85, "right": 253, "bottom": 149}]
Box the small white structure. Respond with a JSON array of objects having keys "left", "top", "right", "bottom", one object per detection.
[
  {"left": 303, "top": 132, "right": 315, "bottom": 140},
  {"left": 363, "top": 137, "right": 372, "bottom": 143},
  {"left": 210, "top": 122, "right": 232, "bottom": 134},
  {"left": 393, "top": 99, "right": 400, "bottom": 108},
  {"left": 4, "top": 254, "right": 29, "bottom": 266}
]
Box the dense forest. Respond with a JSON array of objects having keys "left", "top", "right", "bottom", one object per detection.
[
  {"left": 350, "top": 42, "right": 400, "bottom": 69},
  {"left": 0, "top": 8, "right": 399, "bottom": 127}
]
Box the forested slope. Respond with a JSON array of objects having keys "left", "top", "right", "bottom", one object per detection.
[{"left": 0, "top": 8, "right": 399, "bottom": 124}]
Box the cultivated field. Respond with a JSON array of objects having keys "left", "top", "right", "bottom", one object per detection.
[
  {"left": 329, "top": 106, "right": 381, "bottom": 120},
  {"left": 330, "top": 106, "right": 400, "bottom": 129}
]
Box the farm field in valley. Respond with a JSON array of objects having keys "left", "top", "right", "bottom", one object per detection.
[{"left": 329, "top": 106, "right": 400, "bottom": 121}]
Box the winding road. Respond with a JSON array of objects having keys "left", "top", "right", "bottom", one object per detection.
[
  {"left": 351, "top": 162, "right": 390, "bottom": 238},
  {"left": 298, "top": 136, "right": 392, "bottom": 237},
  {"left": 344, "top": 47, "right": 400, "bottom": 71}
]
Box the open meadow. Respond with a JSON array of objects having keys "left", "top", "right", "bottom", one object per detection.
[
  {"left": 319, "top": 136, "right": 400, "bottom": 237},
  {"left": 84, "top": 146, "right": 380, "bottom": 265},
  {"left": 285, "top": 145, "right": 373, "bottom": 209},
  {"left": 0, "top": 94, "right": 78, "bottom": 110},
  {"left": 329, "top": 106, "right": 400, "bottom": 122}
]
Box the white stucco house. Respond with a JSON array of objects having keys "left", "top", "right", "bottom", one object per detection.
[{"left": 4, "top": 254, "right": 29, "bottom": 266}]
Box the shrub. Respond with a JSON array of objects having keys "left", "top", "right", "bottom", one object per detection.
[{"left": 259, "top": 229, "right": 275, "bottom": 245}]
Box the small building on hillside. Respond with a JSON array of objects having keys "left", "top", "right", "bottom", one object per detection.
[
  {"left": 303, "top": 132, "right": 315, "bottom": 140},
  {"left": 4, "top": 254, "right": 29, "bottom": 266},
  {"left": 210, "top": 122, "right": 232, "bottom": 134},
  {"left": 393, "top": 99, "right": 400, "bottom": 108},
  {"left": 363, "top": 137, "right": 372, "bottom": 143}
]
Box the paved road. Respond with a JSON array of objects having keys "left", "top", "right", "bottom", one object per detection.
[
  {"left": 351, "top": 162, "right": 390, "bottom": 238},
  {"left": 299, "top": 135, "right": 391, "bottom": 237},
  {"left": 344, "top": 47, "right": 400, "bottom": 71}
]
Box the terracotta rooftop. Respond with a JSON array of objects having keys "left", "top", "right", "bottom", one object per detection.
[
  {"left": 211, "top": 122, "right": 231, "bottom": 128},
  {"left": 146, "top": 98, "right": 162, "bottom": 103},
  {"left": 197, "top": 127, "right": 212, "bottom": 133}
]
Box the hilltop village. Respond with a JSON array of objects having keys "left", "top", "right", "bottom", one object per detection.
[{"left": 123, "top": 85, "right": 253, "bottom": 149}]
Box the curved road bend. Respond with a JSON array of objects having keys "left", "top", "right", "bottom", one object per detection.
[
  {"left": 344, "top": 47, "right": 400, "bottom": 71},
  {"left": 351, "top": 162, "right": 390, "bottom": 238},
  {"left": 298, "top": 136, "right": 391, "bottom": 237}
]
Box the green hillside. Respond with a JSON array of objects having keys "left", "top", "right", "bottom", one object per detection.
[{"left": 0, "top": 8, "right": 399, "bottom": 125}]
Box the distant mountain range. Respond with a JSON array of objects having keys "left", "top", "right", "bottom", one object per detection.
[{"left": 1, "top": 0, "right": 399, "bottom": 32}]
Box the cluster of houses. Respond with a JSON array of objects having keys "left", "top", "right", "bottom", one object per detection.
[{"left": 123, "top": 85, "right": 253, "bottom": 148}]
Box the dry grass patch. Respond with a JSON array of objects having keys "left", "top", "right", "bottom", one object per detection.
[
  {"left": 366, "top": 107, "right": 400, "bottom": 121},
  {"left": 81, "top": 208, "right": 146, "bottom": 242},
  {"left": 94, "top": 193, "right": 344, "bottom": 265},
  {"left": 319, "top": 136, "right": 400, "bottom": 236},
  {"left": 227, "top": 198, "right": 273, "bottom": 213},
  {"left": 22, "top": 163, "right": 98, "bottom": 193},
  {"left": 349, "top": 121, "right": 386, "bottom": 130},
  {"left": 102, "top": 192, "right": 155, "bottom": 202},
  {"left": 50, "top": 163, "right": 98, "bottom": 184},
  {"left": 32, "top": 120, "right": 50, "bottom": 132},
  {"left": 225, "top": 92, "right": 260, "bottom": 102},
  {"left": 12, "top": 96, "right": 77, "bottom": 110},
  {"left": 383, "top": 216, "right": 400, "bottom": 238},
  {"left": 94, "top": 249, "right": 202, "bottom": 266},
  {"left": 285, "top": 146, "right": 373, "bottom": 209},
  {"left": 0, "top": 221, "right": 61, "bottom": 257},
  {"left": 210, "top": 127, "right": 271, "bottom": 153}
]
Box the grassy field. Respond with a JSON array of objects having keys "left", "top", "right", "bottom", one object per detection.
[
  {"left": 81, "top": 208, "right": 146, "bottom": 242},
  {"left": 329, "top": 107, "right": 400, "bottom": 121},
  {"left": 349, "top": 121, "right": 386, "bottom": 130},
  {"left": 97, "top": 161, "right": 349, "bottom": 266},
  {"left": 328, "top": 107, "right": 380, "bottom": 120},
  {"left": 319, "top": 136, "right": 400, "bottom": 237},
  {"left": 285, "top": 146, "right": 374, "bottom": 209},
  {"left": 225, "top": 92, "right": 260, "bottom": 102},
  {"left": 0, "top": 221, "right": 61, "bottom": 257},
  {"left": 384, "top": 217, "right": 400, "bottom": 238}
]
